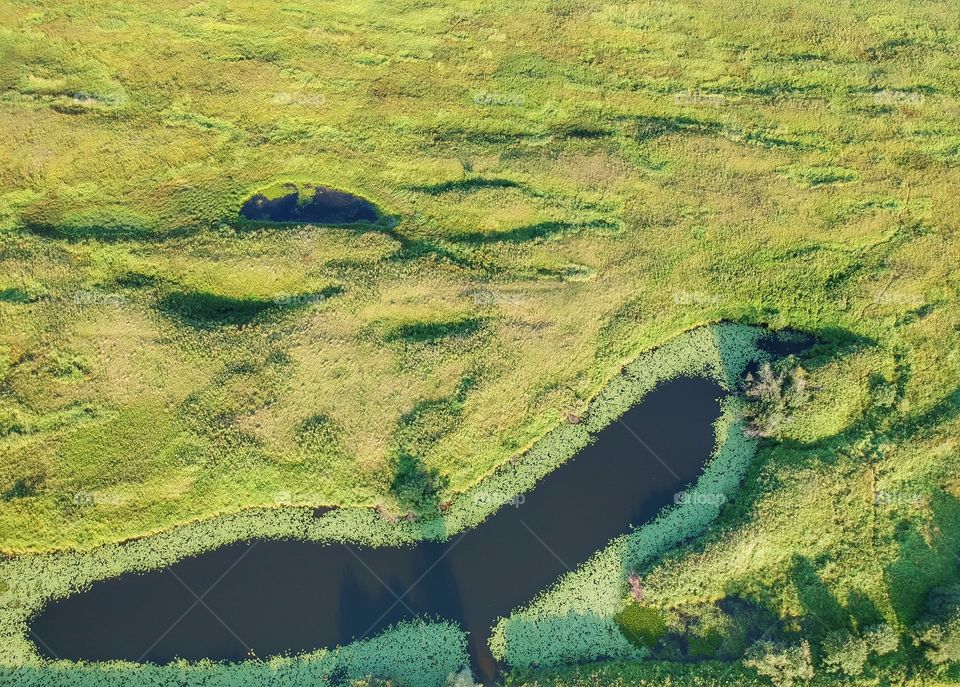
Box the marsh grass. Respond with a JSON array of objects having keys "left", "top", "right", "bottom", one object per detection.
[{"left": 2, "top": 0, "right": 960, "bottom": 683}]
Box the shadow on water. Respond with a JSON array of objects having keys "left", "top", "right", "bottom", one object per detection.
[{"left": 32, "top": 376, "right": 727, "bottom": 683}]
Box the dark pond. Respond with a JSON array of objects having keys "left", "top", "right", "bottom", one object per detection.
[
  {"left": 240, "top": 185, "right": 379, "bottom": 224},
  {"left": 31, "top": 376, "right": 725, "bottom": 682}
]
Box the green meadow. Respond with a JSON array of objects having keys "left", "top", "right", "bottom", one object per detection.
[{"left": 1, "top": 0, "right": 960, "bottom": 684}]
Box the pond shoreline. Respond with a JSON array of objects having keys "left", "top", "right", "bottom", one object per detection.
[{"left": 2, "top": 323, "right": 803, "bottom": 686}]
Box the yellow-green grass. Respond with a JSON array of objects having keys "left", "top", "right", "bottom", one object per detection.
[{"left": 1, "top": 0, "right": 960, "bottom": 682}]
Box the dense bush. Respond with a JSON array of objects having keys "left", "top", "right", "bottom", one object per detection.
[
  {"left": 389, "top": 450, "right": 449, "bottom": 515},
  {"left": 915, "top": 586, "right": 960, "bottom": 667},
  {"left": 821, "top": 625, "right": 898, "bottom": 676},
  {"left": 741, "top": 358, "right": 811, "bottom": 439},
  {"left": 742, "top": 640, "right": 814, "bottom": 687}
]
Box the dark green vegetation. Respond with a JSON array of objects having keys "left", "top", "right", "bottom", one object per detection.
[
  {"left": 2, "top": 0, "right": 960, "bottom": 684},
  {"left": 615, "top": 604, "right": 668, "bottom": 650}
]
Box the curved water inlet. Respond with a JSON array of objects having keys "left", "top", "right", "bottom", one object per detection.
[
  {"left": 23, "top": 326, "right": 811, "bottom": 684},
  {"left": 31, "top": 378, "right": 722, "bottom": 681}
]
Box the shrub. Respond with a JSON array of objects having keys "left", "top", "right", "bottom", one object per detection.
[
  {"left": 446, "top": 667, "right": 478, "bottom": 686},
  {"left": 743, "top": 640, "right": 814, "bottom": 687},
  {"left": 822, "top": 629, "right": 869, "bottom": 676},
  {"left": 915, "top": 585, "right": 960, "bottom": 666},
  {"left": 917, "top": 613, "right": 960, "bottom": 666},
  {"left": 741, "top": 358, "right": 811, "bottom": 439},
  {"left": 864, "top": 624, "right": 899, "bottom": 656},
  {"left": 389, "top": 450, "right": 449, "bottom": 515}
]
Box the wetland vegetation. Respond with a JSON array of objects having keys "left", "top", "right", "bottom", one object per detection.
[{"left": 1, "top": 0, "right": 960, "bottom": 685}]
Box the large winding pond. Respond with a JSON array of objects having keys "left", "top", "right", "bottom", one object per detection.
[{"left": 32, "top": 375, "right": 726, "bottom": 681}]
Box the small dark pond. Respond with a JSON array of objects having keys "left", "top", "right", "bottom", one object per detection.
[
  {"left": 30, "top": 375, "right": 726, "bottom": 681},
  {"left": 240, "top": 185, "right": 379, "bottom": 224}
]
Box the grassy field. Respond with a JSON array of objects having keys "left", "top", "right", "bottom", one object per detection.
[{"left": 2, "top": 0, "right": 960, "bottom": 684}]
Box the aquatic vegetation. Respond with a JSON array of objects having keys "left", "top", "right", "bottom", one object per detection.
[
  {"left": 0, "top": 324, "right": 760, "bottom": 683},
  {"left": 487, "top": 325, "right": 766, "bottom": 668},
  {"left": 0, "top": 620, "right": 467, "bottom": 687}
]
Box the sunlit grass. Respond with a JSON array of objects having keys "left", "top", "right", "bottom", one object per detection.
[{"left": 1, "top": 0, "right": 959, "bottom": 682}]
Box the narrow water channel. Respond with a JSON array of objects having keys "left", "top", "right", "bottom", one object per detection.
[{"left": 32, "top": 375, "right": 725, "bottom": 682}]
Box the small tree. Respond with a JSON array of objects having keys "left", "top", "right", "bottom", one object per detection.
[
  {"left": 742, "top": 358, "right": 811, "bottom": 439},
  {"left": 389, "top": 450, "right": 448, "bottom": 515},
  {"left": 822, "top": 630, "right": 869, "bottom": 676},
  {"left": 743, "top": 640, "right": 814, "bottom": 687}
]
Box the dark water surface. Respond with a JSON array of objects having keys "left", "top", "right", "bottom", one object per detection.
[
  {"left": 32, "top": 376, "right": 726, "bottom": 681},
  {"left": 240, "top": 185, "right": 379, "bottom": 224}
]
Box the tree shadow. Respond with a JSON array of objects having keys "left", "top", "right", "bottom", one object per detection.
[
  {"left": 884, "top": 490, "right": 960, "bottom": 625},
  {"left": 788, "top": 555, "right": 854, "bottom": 639},
  {"left": 447, "top": 219, "right": 618, "bottom": 246}
]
